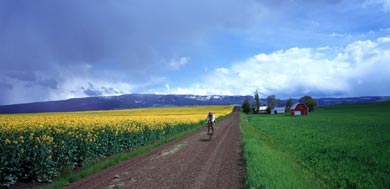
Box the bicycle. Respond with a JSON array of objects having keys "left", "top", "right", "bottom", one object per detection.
[{"left": 207, "top": 120, "right": 214, "bottom": 135}]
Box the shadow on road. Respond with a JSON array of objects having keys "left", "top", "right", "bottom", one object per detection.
[{"left": 199, "top": 137, "right": 212, "bottom": 142}]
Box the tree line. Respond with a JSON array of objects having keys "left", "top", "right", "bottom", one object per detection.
[{"left": 241, "top": 91, "right": 318, "bottom": 114}]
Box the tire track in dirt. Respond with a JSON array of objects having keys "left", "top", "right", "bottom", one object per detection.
[
  {"left": 193, "top": 118, "right": 233, "bottom": 188},
  {"left": 63, "top": 107, "right": 244, "bottom": 189}
]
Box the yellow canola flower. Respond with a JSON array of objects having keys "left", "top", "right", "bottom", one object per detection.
[
  {"left": 4, "top": 138, "right": 11, "bottom": 145},
  {"left": 0, "top": 105, "right": 233, "bottom": 148}
]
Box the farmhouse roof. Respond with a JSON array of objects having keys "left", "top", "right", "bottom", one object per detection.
[
  {"left": 273, "top": 107, "right": 285, "bottom": 111},
  {"left": 259, "top": 106, "right": 268, "bottom": 111}
]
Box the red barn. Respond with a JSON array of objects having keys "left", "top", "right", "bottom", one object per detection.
[{"left": 290, "top": 103, "right": 308, "bottom": 116}]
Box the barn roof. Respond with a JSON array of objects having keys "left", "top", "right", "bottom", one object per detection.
[{"left": 290, "top": 103, "right": 308, "bottom": 110}]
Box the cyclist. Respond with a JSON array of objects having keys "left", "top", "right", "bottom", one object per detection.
[{"left": 206, "top": 112, "right": 216, "bottom": 135}]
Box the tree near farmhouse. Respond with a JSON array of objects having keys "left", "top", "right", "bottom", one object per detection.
[
  {"left": 266, "top": 95, "right": 281, "bottom": 114},
  {"left": 299, "top": 95, "right": 318, "bottom": 112},
  {"left": 285, "top": 98, "right": 294, "bottom": 111},
  {"left": 254, "top": 90, "right": 261, "bottom": 114},
  {"left": 241, "top": 99, "right": 251, "bottom": 114},
  {"left": 266, "top": 95, "right": 281, "bottom": 110},
  {"left": 251, "top": 101, "right": 256, "bottom": 114}
]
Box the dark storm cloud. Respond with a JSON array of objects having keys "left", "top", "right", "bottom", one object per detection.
[
  {"left": 101, "top": 86, "right": 121, "bottom": 94},
  {"left": 82, "top": 83, "right": 103, "bottom": 97},
  {"left": 0, "top": 1, "right": 122, "bottom": 70},
  {"left": 0, "top": 0, "right": 257, "bottom": 72},
  {"left": 0, "top": 81, "right": 13, "bottom": 105},
  {"left": 0, "top": 82, "right": 13, "bottom": 90},
  {"left": 4, "top": 70, "right": 37, "bottom": 82},
  {"left": 0, "top": 0, "right": 263, "bottom": 105},
  {"left": 38, "top": 79, "right": 58, "bottom": 90},
  {"left": 80, "top": 83, "right": 122, "bottom": 97}
]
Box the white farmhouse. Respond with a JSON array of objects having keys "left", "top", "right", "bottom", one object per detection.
[{"left": 258, "top": 106, "right": 268, "bottom": 114}]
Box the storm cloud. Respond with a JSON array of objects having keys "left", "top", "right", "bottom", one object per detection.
[
  {"left": 0, "top": 0, "right": 262, "bottom": 105},
  {"left": 0, "top": 0, "right": 258, "bottom": 70},
  {"left": 0, "top": 0, "right": 389, "bottom": 105}
]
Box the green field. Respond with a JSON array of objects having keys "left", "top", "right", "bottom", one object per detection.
[{"left": 240, "top": 102, "right": 390, "bottom": 188}]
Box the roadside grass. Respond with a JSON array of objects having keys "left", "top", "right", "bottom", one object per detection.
[
  {"left": 240, "top": 101, "right": 390, "bottom": 189},
  {"left": 241, "top": 113, "right": 321, "bottom": 189},
  {"left": 40, "top": 113, "right": 231, "bottom": 189}
]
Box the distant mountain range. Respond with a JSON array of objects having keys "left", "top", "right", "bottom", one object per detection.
[{"left": 0, "top": 94, "right": 389, "bottom": 114}]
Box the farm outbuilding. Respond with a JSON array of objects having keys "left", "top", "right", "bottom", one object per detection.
[
  {"left": 271, "top": 107, "right": 286, "bottom": 114},
  {"left": 258, "top": 106, "right": 268, "bottom": 114},
  {"left": 290, "top": 103, "right": 309, "bottom": 116}
]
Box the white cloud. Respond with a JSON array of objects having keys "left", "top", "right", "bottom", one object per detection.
[
  {"left": 165, "top": 84, "right": 170, "bottom": 92},
  {"left": 216, "top": 68, "right": 230, "bottom": 74},
  {"left": 363, "top": 0, "right": 390, "bottom": 12},
  {"left": 168, "top": 37, "right": 390, "bottom": 98},
  {"left": 168, "top": 57, "right": 190, "bottom": 70},
  {"left": 330, "top": 32, "right": 353, "bottom": 39},
  {"left": 0, "top": 63, "right": 138, "bottom": 105},
  {"left": 55, "top": 79, "right": 133, "bottom": 100}
]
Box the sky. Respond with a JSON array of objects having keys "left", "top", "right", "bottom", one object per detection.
[{"left": 1, "top": 0, "right": 390, "bottom": 105}]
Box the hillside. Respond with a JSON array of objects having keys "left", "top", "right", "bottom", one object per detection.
[
  {"left": 0, "top": 94, "right": 389, "bottom": 114},
  {"left": 0, "top": 94, "right": 251, "bottom": 114}
]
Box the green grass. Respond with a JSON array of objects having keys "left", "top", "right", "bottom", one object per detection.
[{"left": 241, "top": 101, "right": 390, "bottom": 189}]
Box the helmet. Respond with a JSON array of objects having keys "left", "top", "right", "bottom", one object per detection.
[{"left": 208, "top": 112, "right": 212, "bottom": 115}]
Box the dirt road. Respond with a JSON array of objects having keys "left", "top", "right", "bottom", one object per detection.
[{"left": 63, "top": 107, "right": 244, "bottom": 189}]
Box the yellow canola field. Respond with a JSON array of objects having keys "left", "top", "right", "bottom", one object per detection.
[
  {"left": 0, "top": 106, "right": 233, "bottom": 186},
  {"left": 1, "top": 105, "right": 232, "bottom": 133}
]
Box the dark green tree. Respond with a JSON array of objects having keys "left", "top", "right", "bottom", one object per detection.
[
  {"left": 266, "top": 95, "right": 280, "bottom": 110},
  {"left": 254, "top": 90, "right": 261, "bottom": 114},
  {"left": 251, "top": 101, "right": 256, "bottom": 114},
  {"left": 285, "top": 98, "right": 294, "bottom": 111},
  {"left": 241, "top": 99, "right": 251, "bottom": 114},
  {"left": 266, "top": 106, "right": 271, "bottom": 114},
  {"left": 299, "top": 95, "right": 318, "bottom": 112}
]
